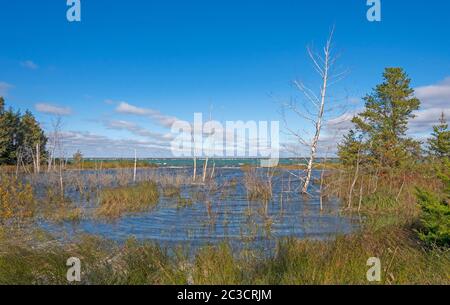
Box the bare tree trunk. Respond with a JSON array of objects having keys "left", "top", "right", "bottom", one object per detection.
[
  {"left": 396, "top": 173, "right": 406, "bottom": 202},
  {"left": 348, "top": 149, "right": 361, "bottom": 209},
  {"left": 193, "top": 157, "right": 197, "bottom": 182},
  {"left": 36, "top": 143, "right": 40, "bottom": 174},
  {"left": 319, "top": 150, "right": 330, "bottom": 212},
  {"left": 59, "top": 159, "right": 64, "bottom": 198},
  {"left": 15, "top": 151, "right": 21, "bottom": 178},
  {"left": 210, "top": 161, "right": 216, "bottom": 180},
  {"left": 202, "top": 157, "right": 209, "bottom": 183},
  {"left": 133, "top": 149, "right": 137, "bottom": 183},
  {"left": 358, "top": 175, "right": 364, "bottom": 212},
  {"left": 280, "top": 29, "right": 341, "bottom": 195},
  {"left": 301, "top": 34, "right": 333, "bottom": 194}
]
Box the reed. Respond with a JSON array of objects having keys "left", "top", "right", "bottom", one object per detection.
[
  {"left": 0, "top": 223, "right": 448, "bottom": 285},
  {"left": 0, "top": 175, "right": 35, "bottom": 225},
  {"left": 96, "top": 181, "right": 160, "bottom": 219},
  {"left": 243, "top": 167, "right": 273, "bottom": 201}
]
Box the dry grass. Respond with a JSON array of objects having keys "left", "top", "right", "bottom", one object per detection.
[
  {"left": 243, "top": 167, "right": 273, "bottom": 201},
  {"left": 96, "top": 181, "right": 160, "bottom": 220},
  {"left": 0, "top": 175, "right": 35, "bottom": 225}
]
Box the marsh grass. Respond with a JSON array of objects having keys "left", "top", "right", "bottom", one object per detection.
[
  {"left": 243, "top": 168, "right": 273, "bottom": 201},
  {"left": 96, "top": 181, "right": 160, "bottom": 219},
  {"left": 0, "top": 175, "right": 35, "bottom": 225},
  {"left": 162, "top": 185, "right": 181, "bottom": 198},
  {"left": 0, "top": 223, "right": 448, "bottom": 285},
  {"left": 38, "top": 188, "right": 83, "bottom": 223},
  {"left": 1, "top": 166, "right": 448, "bottom": 285}
]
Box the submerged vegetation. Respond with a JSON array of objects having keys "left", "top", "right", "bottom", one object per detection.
[{"left": 96, "top": 181, "right": 160, "bottom": 219}]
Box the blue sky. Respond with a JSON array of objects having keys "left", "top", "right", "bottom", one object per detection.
[{"left": 1, "top": 0, "right": 450, "bottom": 157}]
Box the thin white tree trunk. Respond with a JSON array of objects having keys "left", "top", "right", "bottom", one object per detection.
[
  {"left": 193, "top": 157, "right": 197, "bottom": 182},
  {"left": 59, "top": 159, "right": 64, "bottom": 198},
  {"left": 202, "top": 157, "right": 208, "bottom": 183},
  {"left": 348, "top": 149, "right": 361, "bottom": 209},
  {"left": 36, "top": 143, "right": 40, "bottom": 174},
  {"left": 210, "top": 161, "right": 216, "bottom": 180},
  {"left": 302, "top": 51, "right": 329, "bottom": 194},
  {"left": 133, "top": 149, "right": 137, "bottom": 183}
]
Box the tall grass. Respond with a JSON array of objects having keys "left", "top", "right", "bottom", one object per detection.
[
  {"left": 0, "top": 175, "right": 35, "bottom": 225},
  {"left": 96, "top": 181, "right": 160, "bottom": 219},
  {"left": 0, "top": 224, "right": 448, "bottom": 285},
  {"left": 243, "top": 167, "right": 273, "bottom": 201}
]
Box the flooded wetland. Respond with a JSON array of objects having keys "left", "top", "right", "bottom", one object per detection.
[{"left": 29, "top": 163, "right": 358, "bottom": 252}]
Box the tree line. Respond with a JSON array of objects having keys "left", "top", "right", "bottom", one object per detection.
[{"left": 0, "top": 97, "right": 48, "bottom": 172}]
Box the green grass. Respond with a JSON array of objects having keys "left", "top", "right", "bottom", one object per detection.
[
  {"left": 0, "top": 223, "right": 448, "bottom": 285},
  {"left": 96, "top": 181, "right": 160, "bottom": 220}
]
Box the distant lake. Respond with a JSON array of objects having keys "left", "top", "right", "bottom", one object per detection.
[{"left": 80, "top": 157, "right": 340, "bottom": 168}]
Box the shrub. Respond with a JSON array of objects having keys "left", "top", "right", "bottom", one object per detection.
[
  {"left": 0, "top": 175, "right": 35, "bottom": 224},
  {"left": 416, "top": 159, "right": 450, "bottom": 247}
]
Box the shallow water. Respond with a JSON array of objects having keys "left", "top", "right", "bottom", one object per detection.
[{"left": 38, "top": 167, "right": 359, "bottom": 251}]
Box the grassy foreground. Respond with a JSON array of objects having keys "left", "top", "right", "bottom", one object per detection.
[{"left": 0, "top": 220, "right": 448, "bottom": 285}]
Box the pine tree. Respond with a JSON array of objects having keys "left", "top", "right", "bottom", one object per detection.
[
  {"left": 416, "top": 159, "right": 450, "bottom": 247},
  {"left": 428, "top": 112, "right": 450, "bottom": 159},
  {"left": 0, "top": 98, "right": 48, "bottom": 166},
  {"left": 19, "top": 110, "right": 48, "bottom": 166},
  {"left": 0, "top": 96, "right": 4, "bottom": 113},
  {"left": 337, "top": 130, "right": 363, "bottom": 167},
  {"left": 351, "top": 68, "right": 420, "bottom": 168},
  {"left": 0, "top": 108, "right": 21, "bottom": 164},
  {"left": 0, "top": 97, "right": 6, "bottom": 159}
]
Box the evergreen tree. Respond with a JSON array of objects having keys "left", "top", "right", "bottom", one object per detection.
[
  {"left": 0, "top": 96, "right": 4, "bottom": 113},
  {"left": 19, "top": 110, "right": 48, "bottom": 165},
  {"left": 0, "top": 98, "right": 48, "bottom": 166},
  {"left": 0, "top": 107, "right": 21, "bottom": 164},
  {"left": 337, "top": 130, "right": 363, "bottom": 167},
  {"left": 351, "top": 68, "right": 421, "bottom": 168},
  {"left": 428, "top": 112, "right": 450, "bottom": 159},
  {"left": 0, "top": 97, "right": 6, "bottom": 159},
  {"left": 416, "top": 159, "right": 450, "bottom": 247}
]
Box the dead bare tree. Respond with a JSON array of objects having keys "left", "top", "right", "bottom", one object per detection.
[
  {"left": 281, "top": 27, "right": 346, "bottom": 194},
  {"left": 47, "top": 116, "right": 63, "bottom": 173}
]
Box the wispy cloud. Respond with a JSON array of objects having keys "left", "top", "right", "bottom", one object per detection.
[
  {"left": 20, "top": 60, "right": 39, "bottom": 70},
  {"left": 104, "top": 119, "right": 174, "bottom": 142},
  {"left": 50, "top": 130, "right": 173, "bottom": 158},
  {"left": 35, "top": 103, "right": 72, "bottom": 116},
  {"left": 319, "top": 77, "right": 450, "bottom": 138},
  {"left": 415, "top": 77, "right": 450, "bottom": 109},
  {"left": 115, "top": 102, "right": 178, "bottom": 128},
  {"left": 0, "top": 82, "right": 13, "bottom": 97},
  {"left": 409, "top": 77, "right": 450, "bottom": 135}
]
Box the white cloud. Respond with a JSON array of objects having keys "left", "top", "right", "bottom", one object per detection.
[
  {"left": 49, "top": 130, "right": 173, "bottom": 158},
  {"left": 115, "top": 102, "right": 178, "bottom": 128},
  {"left": 409, "top": 77, "right": 450, "bottom": 135},
  {"left": 20, "top": 60, "right": 39, "bottom": 70},
  {"left": 104, "top": 119, "right": 174, "bottom": 141},
  {"left": 35, "top": 103, "right": 72, "bottom": 116},
  {"left": 0, "top": 82, "right": 13, "bottom": 97},
  {"left": 415, "top": 77, "right": 450, "bottom": 109}
]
